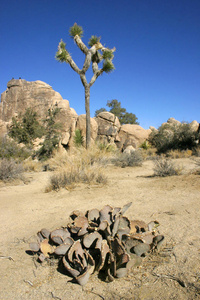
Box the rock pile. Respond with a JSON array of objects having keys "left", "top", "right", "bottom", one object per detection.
[{"left": 29, "top": 203, "right": 164, "bottom": 285}]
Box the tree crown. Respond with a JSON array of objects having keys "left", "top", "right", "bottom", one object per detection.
[{"left": 95, "top": 100, "right": 139, "bottom": 125}]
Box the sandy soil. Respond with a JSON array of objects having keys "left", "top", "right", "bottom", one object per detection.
[{"left": 0, "top": 158, "right": 200, "bottom": 300}]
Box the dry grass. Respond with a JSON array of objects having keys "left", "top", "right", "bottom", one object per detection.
[
  {"left": 22, "top": 158, "right": 43, "bottom": 172},
  {"left": 166, "top": 149, "right": 193, "bottom": 159},
  {"left": 46, "top": 144, "right": 115, "bottom": 171},
  {"left": 45, "top": 165, "right": 107, "bottom": 192},
  {"left": 45, "top": 145, "right": 112, "bottom": 191}
]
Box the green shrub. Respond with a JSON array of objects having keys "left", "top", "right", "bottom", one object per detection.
[
  {"left": 74, "top": 129, "right": 83, "bottom": 147},
  {"left": 112, "top": 150, "right": 143, "bottom": 168},
  {"left": 0, "top": 158, "right": 24, "bottom": 181},
  {"left": 8, "top": 108, "right": 45, "bottom": 145},
  {"left": 149, "top": 123, "right": 199, "bottom": 154},
  {"left": 153, "top": 158, "right": 182, "bottom": 177},
  {"left": 0, "top": 137, "right": 31, "bottom": 160}
]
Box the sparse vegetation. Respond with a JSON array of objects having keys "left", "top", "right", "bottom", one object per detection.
[
  {"left": 153, "top": 158, "right": 182, "bottom": 177},
  {"left": 0, "top": 158, "right": 24, "bottom": 181},
  {"left": 112, "top": 150, "right": 143, "bottom": 168}
]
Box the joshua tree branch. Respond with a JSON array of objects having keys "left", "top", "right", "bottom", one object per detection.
[
  {"left": 67, "top": 56, "right": 82, "bottom": 74},
  {"left": 82, "top": 52, "right": 92, "bottom": 73},
  {"left": 89, "top": 69, "right": 103, "bottom": 87},
  {"left": 74, "top": 35, "right": 88, "bottom": 54}
]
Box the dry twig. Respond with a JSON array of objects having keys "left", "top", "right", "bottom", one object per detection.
[
  {"left": 0, "top": 255, "right": 14, "bottom": 261},
  {"left": 151, "top": 272, "right": 187, "bottom": 287}
]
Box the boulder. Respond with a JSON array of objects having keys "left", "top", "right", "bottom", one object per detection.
[
  {"left": 190, "top": 120, "right": 199, "bottom": 132},
  {"left": 123, "top": 145, "right": 136, "bottom": 154},
  {"left": 117, "top": 124, "right": 151, "bottom": 151},
  {"left": 76, "top": 114, "right": 98, "bottom": 141},
  {"left": 95, "top": 112, "right": 121, "bottom": 139}
]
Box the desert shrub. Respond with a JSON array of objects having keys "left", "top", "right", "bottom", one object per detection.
[
  {"left": 153, "top": 158, "right": 182, "bottom": 177},
  {"left": 0, "top": 137, "right": 31, "bottom": 160},
  {"left": 46, "top": 166, "right": 107, "bottom": 191},
  {"left": 74, "top": 129, "right": 84, "bottom": 147},
  {"left": 8, "top": 108, "right": 45, "bottom": 145},
  {"left": 0, "top": 158, "right": 24, "bottom": 181},
  {"left": 149, "top": 123, "right": 199, "bottom": 154},
  {"left": 112, "top": 150, "right": 143, "bottom": 168}
]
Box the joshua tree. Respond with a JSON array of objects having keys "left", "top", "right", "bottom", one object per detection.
[{"left": 55, "top": 23, "right": 115, "bottom": 149}]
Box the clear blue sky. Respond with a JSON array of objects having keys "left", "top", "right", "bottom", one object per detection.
[{"left": 1, "top": 0, "right": 200, "bottom": 129}]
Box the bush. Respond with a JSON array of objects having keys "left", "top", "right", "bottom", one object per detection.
[
  {"left": 0, "top": 159, "right": 24, "bottom": 181},
  {"left": 0, "top": 137, "right": 31, "bottom": 161},
  {"left": 149, "top": 123, "right": 199, "bottom": 154},
  {"left": 112, "top": 150, "right": 143, "bottom": 168},
  {"left": 153, "top": 158, "right": 182, "bottom": 177}
]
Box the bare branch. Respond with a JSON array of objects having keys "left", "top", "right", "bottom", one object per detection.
[{"left": 74, "top": 35, "right": 88, "bottom": 54}]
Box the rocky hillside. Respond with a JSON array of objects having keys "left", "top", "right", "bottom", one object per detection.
[{"left": 0, "top": 79, "right": 198, "bottom": 151}]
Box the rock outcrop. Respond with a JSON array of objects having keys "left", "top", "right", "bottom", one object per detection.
[
  {"left": 1, "top": 79, "right": 198, "bottom": 152},
  {"left": 0, "top": 79, "right": 78, "bottom": 147}
]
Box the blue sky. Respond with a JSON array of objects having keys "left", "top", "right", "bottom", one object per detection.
[{"left": 1, "top": 0, "right": 200, "bottom": 129}]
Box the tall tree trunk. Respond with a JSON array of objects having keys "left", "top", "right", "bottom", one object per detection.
[{"left": 85, "top": 85, "right": 91, "bottom": 149}]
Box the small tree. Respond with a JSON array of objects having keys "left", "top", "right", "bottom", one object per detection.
[
  {"left": 95, "top": 99, "right": 139, "bottom": 125},
  {"left": 55, "top": 23, "right": 115, "bottom": 149}
]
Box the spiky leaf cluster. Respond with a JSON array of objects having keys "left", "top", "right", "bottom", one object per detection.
[
  {"left": 102, "top": 49, "right": 114, "bottom": 60},
  {"left": 102, "top": 59, "right": 115, "bottom": 73},
  {"left": 88, "top": 35, "right": 100, "bottom": 47},
  {"left": 55, "top": 40, "right": 70, "bottom": 63},
  {"left": 69, "top": 23, "right": 83, "bottom": 38}
]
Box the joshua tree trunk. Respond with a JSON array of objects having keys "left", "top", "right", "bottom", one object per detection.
[{"left": 85, "top": 85, "right": 91, "bottom": 149}]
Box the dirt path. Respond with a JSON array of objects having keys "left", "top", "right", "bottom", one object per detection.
[{"left": 0, "top": 158, "right": 200, "bottom": 299}]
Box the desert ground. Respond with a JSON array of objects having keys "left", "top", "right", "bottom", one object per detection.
[{"left": 0, "top": 158, "right": 200, "bottom": 300}]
